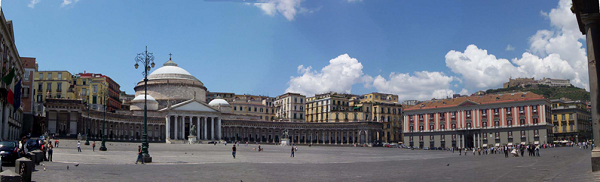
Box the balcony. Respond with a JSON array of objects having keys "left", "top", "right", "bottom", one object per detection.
[
  {"left": 519, "top": 110, "right": 524, "bottom": 114},
  {"left": 508, "top": 136, "right": 513, "bottom": 139},
  {"left": 482, "top": 113, "right": 487, "bottom": 116},
  {"left": 451, "top": 115, "right": 455, "bottom": 119},
  {"left": 494, "top": 113, "right": 499, "bottom": 116},
  {"left": 507, "top": 112, "right": 511, "bottom": 115},
  {"left": 495, "top": 137, "right": 500, "bottom": 139}
]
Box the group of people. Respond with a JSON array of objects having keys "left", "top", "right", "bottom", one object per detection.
[{"left": 453, "top": 144, "right": 542, "bottom": 158}]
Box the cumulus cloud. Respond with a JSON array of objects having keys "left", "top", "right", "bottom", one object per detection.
[
  {"left": 459, "top": 88, "right": 470, "bottom": 95},
  {"left": 61, "top": 0, "right": 80, "bottom": 7},
  {"left": 506, "top": 44, "right": 515, "bottom": 51},
  {"left": 286, "top": 54, "right": 369, "bottom": 96},
  {"left": 28, "top": 0, "right": 41, "bottom": 8},
  {"left": 252, "top": 0, "right": 305, "bottom": 21},
  {"left": 372, "top": 71, "right": 455, "bottom": 101},
  {"left": 445, "top": 0, "right": 589, "bottom": 91}
]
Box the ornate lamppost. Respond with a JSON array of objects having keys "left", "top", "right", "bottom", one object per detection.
[
  {"left": 99, "top": 87, "right": 108, "bottom": 151},
  {"left": 84, "top": 90, "right": 91, "bottom": 145},
  {"left": 134, "top": 46, "right": 155, "bottom": 163}
]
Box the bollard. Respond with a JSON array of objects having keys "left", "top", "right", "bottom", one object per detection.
[
  {"left": 27, "top": 152, "right": 37, "bottom": 165},
  {"left": 15, "top": 157, "right": 33, "bottom": 182},
  {"left": 0, "top": 170, "right": 22, "bottom": 182},
  {"left": 33, "top": 150, "right": 44, "bottom": 165}
]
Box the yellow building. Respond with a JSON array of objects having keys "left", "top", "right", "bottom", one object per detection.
[
  {"left": 551, "top": 99, "right": 592, "bottom": 142},
  {"left": 360, "top": 93, "right": 402, "bottom": 143},
  {"left": 230, "top": 94, "right": 275, "bottom": 121},
  {"left": 34, "top": 71, "right": 75, "bottom": 101},
  {"left": 72, "top": 73, "right": 109, "bottom": 111},
  {"left": 306, "top": 92, "right": 356, "bottom": 123}
]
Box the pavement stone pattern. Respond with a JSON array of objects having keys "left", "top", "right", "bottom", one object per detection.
[{"left": 16, "top": 140, "right": 599, "bottom": 182}]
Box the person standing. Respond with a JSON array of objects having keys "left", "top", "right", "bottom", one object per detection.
[
  {"left": 232, "top": 145, "right": 237, "bottom": 159},
  {"left": 77, "top": 141, "right": 82, "bottom": 152},
  {"left": 459, "top": 147, "right": 462, "bottom": 156},
  {"left": 535, "top": 145, "right": 540, "bottom": 157},
  {"left": 290, "top": 146, "right": 295, "bottom": 157},
  {"left": 92, "top": 141, "right": 96, "bottom": 152},
  {"left": 48, "top": 142, "right": 54, "bottom": 162},
  {"left": 135, "top": 146, "right": 144, "bottom": 164},
  {"left": 504, "top": 146, "right": 508, "bottom": 158}
]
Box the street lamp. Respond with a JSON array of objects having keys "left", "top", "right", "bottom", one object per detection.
[
  {"left": 134, "top": 46, "right": 155, "bottom": 163},
  {"left": 99, "top": 87, "right": 108, "bottom": 151},
  {"left": 83, "top": 90, "right": 90, "bottom": 145}
]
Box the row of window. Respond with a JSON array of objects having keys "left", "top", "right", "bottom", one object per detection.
[
  {"left": 38, "top": 72, "right": 64, "bottom": 80},
  {"left": 409, "top": 118, "right": 540, "bottom": 131},
  {"left": 409, "top": 130, "right": 541, "bottom": 141},
  {"left": 233, "top": 106, "right": 275, "bottom": 113}
]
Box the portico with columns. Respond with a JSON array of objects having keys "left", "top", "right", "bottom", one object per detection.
[{"left": 161, "top": 99, "right": 222, "bottom": 142}]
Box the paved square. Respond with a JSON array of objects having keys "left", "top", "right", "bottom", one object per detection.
[{"left": 22, "top": 140, "right": 598, "bottom": 181}]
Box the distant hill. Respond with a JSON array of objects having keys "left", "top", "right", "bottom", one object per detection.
[{"left": 485, "top": 85, "right": 590, "bottom": 101}]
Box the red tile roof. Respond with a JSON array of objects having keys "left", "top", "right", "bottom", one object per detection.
[{"left": 404, "top": 92, "right": 546, "bottom": 111}]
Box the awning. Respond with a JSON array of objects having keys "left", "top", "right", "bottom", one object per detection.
[
  {"left": 482, "top": 144, "right": 488, "bottom": 147},
  {"left": 495, "top": 143, "right": 500, "bottom": 147},
  {"left": 353, "top": 106, "right": 361, "bottom": 110},
  {"left": 508, "top": 143, "right": 513, "bottom": 146},
  {"left": 520, "top": 142, "right": 526, "bottom": 145},
  {"left": 534, "top": 141, "right": 539, "bottom": 145}
]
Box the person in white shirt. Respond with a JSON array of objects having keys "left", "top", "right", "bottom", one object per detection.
[{"left": 77, "top": 141, "right": 82, "bottom": 152}]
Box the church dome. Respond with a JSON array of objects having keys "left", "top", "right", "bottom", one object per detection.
[
  {"left": 209, "top": 98, "right": 230, "bottom": 106},
  {"left": 147, "top": 59, "right": 200, "bottom": 82},
  {"left": 133, "top": 94, "right": 156, "bottom": 102}
]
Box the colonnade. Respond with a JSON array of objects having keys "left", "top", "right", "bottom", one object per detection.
[
  {"left": 221, "top": 126, "right": 378, "bottom": 145},
  {"left": 82, "top": 117, "right": 165, "bottom": 142},
  {"left": 165, "top": 115, "right": 221, "bottom": 141}
]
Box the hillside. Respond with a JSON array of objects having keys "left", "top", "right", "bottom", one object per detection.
[{"left": 485, "top": 85, "right": 590, "bottom": 101}]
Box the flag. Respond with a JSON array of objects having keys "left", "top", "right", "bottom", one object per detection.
[
  {"left": 1, "top": 68, "right": 14, "bottom": 85},
  {"left": 13, "top": 79, "right": 21, "bottom": 112},
  {"left": 6, "top": 89, "right": 13, "bottom": 105}
]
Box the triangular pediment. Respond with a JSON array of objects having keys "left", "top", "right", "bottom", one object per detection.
[
  {"left": 162, "top": 100, "right": 219, "bottom": 112},
  {"left": 457, "top": 100, "right": 479, "bottom": 106}
]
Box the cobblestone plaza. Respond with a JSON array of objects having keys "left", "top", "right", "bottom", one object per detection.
[{"left": 23, "top": 140, "right": 597, "bottom": 181}]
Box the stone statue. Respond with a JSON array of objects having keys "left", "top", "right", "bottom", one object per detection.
[
  {"left": 282, "top": 129, "right": 289, "bottom": 139},
  {"left": 190, "top": 125, "right": 197, "bottom": 136}
]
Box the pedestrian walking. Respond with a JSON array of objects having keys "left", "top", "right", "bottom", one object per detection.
[
  {"left": 92, "top": 141, "right": 96, "bottom": 152},
  {"left": 290, "top": 146, "right": 295, "bottom": 157},
  {"left": 232, "top": 145, "right": 237, "bottom": 159},
  {"left": 48, "top": 142, "right": 54, "bottom": 162},
  {"left": 135, "top": 145, "right": 144, "bottom": 164},
  {"left": 459, "top": 148, "right": 462, "bottom": 156},
  {"left": 77, "top": 141, "right": 82, "bottom": 152},
  {"left": 535, "top": 145, "right": 540, "bottom": 157},
  {"left": 55, "top": 139, "right": 59, "bottom": 148}
]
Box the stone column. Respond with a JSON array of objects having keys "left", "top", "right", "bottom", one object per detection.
[
  {"left": 334, "top": 131, "right": 338, "bottom": 145},
  {"left": 174, "top": 115, "right": 178, "bottom": 140},
  {"left": 203, "top": 117, "right": 207, "bottom": 140},
  {"left": 165, "top": 115, "right": 170, "bottom": 140},
  {"left": 581, "top": 11, "right": 600, "bottom": 171},
  {"left": 210, "top": 118, "right": 215, "bottom": 140},
  {"left": 196, "top": 117, "right": 200, "bottom": 140},
  {"left": 217, "top": 118, "right": 222, "bottom": 140}
]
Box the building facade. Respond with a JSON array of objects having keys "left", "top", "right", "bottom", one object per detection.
[
  {"left": 360, "top": 93, "right": 403, "bottom": 143},
  {"left": 551, "top": 99, "right": 592, "bottom": 142},
  {"left": 403, "top": 92, "right": 553, "bottom": 149},
  {"left": 229, "top": 94, "right": 275, "bottom": 121},
  {"left": 34, "top": 70, "right": 75, "bottom": 115},
  {"left": 274, "top": 93, "right": 305, "bottom": 122},
  {"left": 20, "top": 57, "right": 37, "bottom": 135},
  {"left": 0, "top": 8, "right": 25, "bottom": 140},
  {"left": 73, "top": 72, "right": 122, "bottom": 112},
  {"left": 206, "top": 92, "right": 235, "bottom": 103},
  {"left": 538, "top": 78, "right": 571, "bottom": 87},
  {"left": 305, "top": 92, "right": 355, "bottom": 123}
]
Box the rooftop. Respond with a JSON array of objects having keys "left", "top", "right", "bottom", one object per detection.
[{"left": 404, "top": 92, "right": 546, "bottom": 111}]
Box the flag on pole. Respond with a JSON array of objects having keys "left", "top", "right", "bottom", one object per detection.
[
  {"left": 6, "top": 89, "right": 13, "bottom": 105},
  {"left": 13, "top": 79, "right": 21, "bottom": 112},
  {"left": 1, "top": 68, "right": 14, "bottom": 85}
]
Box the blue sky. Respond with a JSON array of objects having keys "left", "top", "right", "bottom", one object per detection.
[{"left": 1, "top": 0, "right": 586, "bottom": 101}]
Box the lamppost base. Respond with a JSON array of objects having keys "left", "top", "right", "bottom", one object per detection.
[
  {"left": 99, "top": 146, "right": 107, "bottom": 151},
  {"left": 84, "top": 141, "right": 90, "bottom": 145},
  {"left": 592, "top": 148, "right": 600, "bottom": 172},
  {"left": 143, "top": 156, "right": 152, "bottom": 163}
]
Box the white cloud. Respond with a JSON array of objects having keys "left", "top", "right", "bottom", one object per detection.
[
  {"left": 506, "top": 44, "right": 515, "bottom": 51},
  {"left": 61, "top": 0, "right": 80, "bottom": 7},
  {"left": 445, "top": 0, "right": 589, "bottom": 91},
  {"left": 252, "top": 0, "right": 304, "bottom": 21},
  {"left": 28, "top": 0, "right": 40, "bottom": 8},
  {"left": 372, "top": 71, "right": 455, "bottom": 101},
  {"left": 459, "top": 88, "right": 469, "bottom": 95},
  {"left": 286, "top": 54, "right": 369, "bottom": 96}
]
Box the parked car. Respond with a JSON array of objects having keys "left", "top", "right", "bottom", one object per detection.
[
  {"left": 389, "top": 143, "right": 398, "bottom": 148},
  {"left": 207, "top": 141, "right": 216, "bottom": 144},
  {"left": 0, "top": 141, "right": 19, "bottom": 165},
  {"left": 26, "top": 139, "right": 40, "bottom": 151},
  {"left": 423, "top": 147, "right": 429, "bottom": 150}
]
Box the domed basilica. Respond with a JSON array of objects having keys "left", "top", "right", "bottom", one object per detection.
[{"left": 44, "top": 57, "right": 382, "bottom": 145}]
